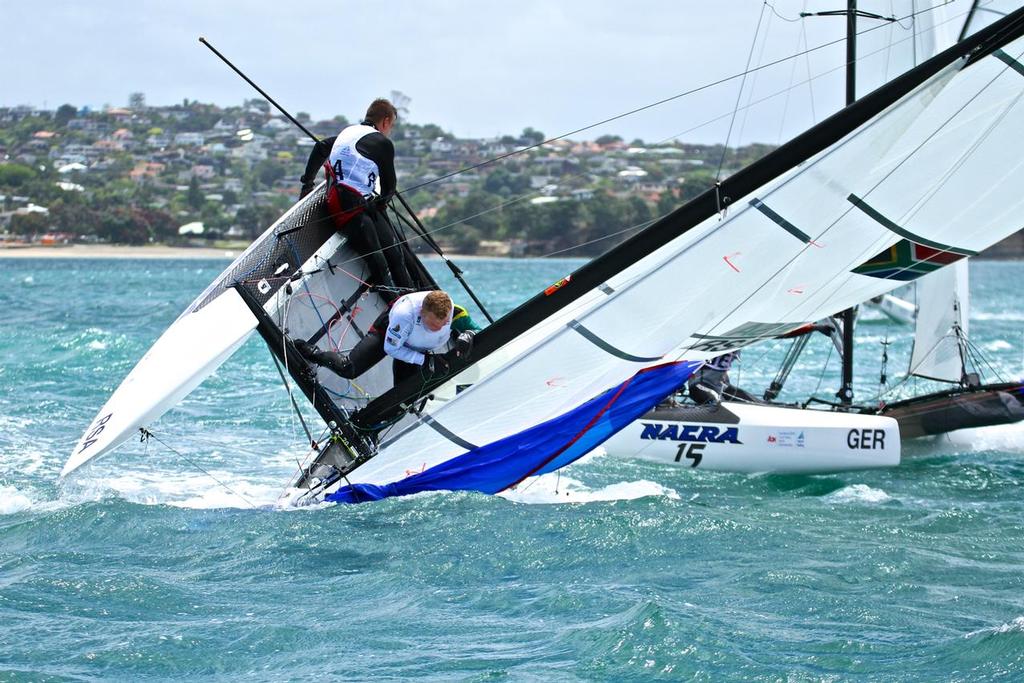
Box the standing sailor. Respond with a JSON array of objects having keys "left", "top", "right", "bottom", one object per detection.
[
  {"left": 295, "top": 290, "right": 479, "bottom": 387},
  {"left": 299, "top": 98, "right": 415, "bottom": 300}
]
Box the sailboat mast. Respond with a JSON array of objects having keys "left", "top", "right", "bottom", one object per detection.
[{"left": 839, "top": 0, "right": 858, "bottom": 406}]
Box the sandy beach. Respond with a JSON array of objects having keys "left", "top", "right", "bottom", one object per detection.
[{"left": 0, "top": 244, "right": 240, "bottom": 259}]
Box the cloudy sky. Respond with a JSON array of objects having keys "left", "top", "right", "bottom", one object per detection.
[{"left": 2, "top": 1, "right": 984, "bottom": 145}]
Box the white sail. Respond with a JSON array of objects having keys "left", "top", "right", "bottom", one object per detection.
[
  {"left": 908, "top": 259, "right": 969, "bottom": 382},
  {"left": 315, "top": 32, "right": 1024, "bottom": 502}
]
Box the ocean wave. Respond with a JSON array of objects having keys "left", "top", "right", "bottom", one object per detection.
[
  {"left": 65, "top": 470, "right": 281, "bottom": 510},
  {"left": 938, "top": 422, "right": 1024, "bottom": 452},
  {"left": 964, "top": 616, "right": 1024, "bottom": 639},
  {"left": 0, "top": 485, "right": 34, "bottom": 515},
  {"left": 824, "top": 483, "right": 892, "bottom": 504},
  {"left": 499, "top": 474, "right": 680, "bottom": 505}
]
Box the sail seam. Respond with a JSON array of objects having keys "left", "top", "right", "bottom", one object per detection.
[
  {"left": 567, "top": 320, "right": 662, "bottom": 362},
  {"left": 847, "top": 194, "right": 978, "bottom": 256},
  {"left": 749, "top": 198, "right": 812, "bottom": 243}
]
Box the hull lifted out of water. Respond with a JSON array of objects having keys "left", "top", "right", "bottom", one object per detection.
[{"left": 603, "top": 402, "right": 900, "bottom": 474}]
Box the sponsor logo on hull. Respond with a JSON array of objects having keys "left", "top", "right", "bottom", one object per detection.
[{"left": 639, "top": 422, "right": 742, "bottom": 445}]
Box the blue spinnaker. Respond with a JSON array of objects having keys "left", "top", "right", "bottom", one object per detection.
[{"left": 326, "top": 360, "right": 700, "bottom": 504}]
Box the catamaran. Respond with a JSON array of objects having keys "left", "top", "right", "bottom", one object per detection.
[{"left": 64, "top": 7, "right": 1024, "bottom": 503}]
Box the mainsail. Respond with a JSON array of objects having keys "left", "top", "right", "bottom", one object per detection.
[{"left": 67, "top": 8, "right": 1024, "bottom": 505}]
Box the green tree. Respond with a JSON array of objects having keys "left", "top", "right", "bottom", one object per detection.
[
  {"left": 521, "top": 127, "right": 545, "bottom": 145},
  {"left": 10, "top": 211, "right": 49, "bottom": 236},
  {"left": 595, "top": 134, "right": 622, "bottom": 146},
  {"left": 55, "top": 104, "right": 77, "bottom": 127},
  {"left": 187, "top": 175, "right": 204, "bottom": 210},
  {"left": 0, "top": 164, "right": 36, "bottom": 188}
]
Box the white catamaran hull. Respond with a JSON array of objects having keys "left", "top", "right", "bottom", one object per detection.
[{"left": 604, "top": 402, "right": 900, "bottom": 474}]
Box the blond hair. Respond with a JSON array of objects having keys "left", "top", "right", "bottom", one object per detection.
[{"left": 422, "top": 290, "right": 452, "bottom": 320}]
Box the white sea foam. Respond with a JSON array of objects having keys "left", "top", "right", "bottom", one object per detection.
[
  {"left": 22, "top": 275, "right": 34, "bottom": 285},
  {"left": 71, "top": 470, "right": 281, "bottom": 510},
  {"left": 972, "top": 311, "right": 1024, "bottom": 322},
  {"left": 824, "top": 484, "right": 892, "bottom": 505},
  {"left": 499, "top": 473, "right": 680, "bottom": 505},
  {"left": 964, "top": 616, "right": 1024, "bottom": 639},
  {"left": 936, "top": 422, "right": 1024, "bottom": 452},
  {"left": 0, "top": 485, "right": 34, "bottom": 515},
  {"left": 983, "top": 339, "right": 1014, "bottom": 352},
  {"left": 87, "top": 340, "right": 108, "bottom": 350}
]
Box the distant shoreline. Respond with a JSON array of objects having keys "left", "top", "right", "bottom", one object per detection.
[
  {"left": 0, "top": 242, "right": 1020, "bottom": 261},
  {"left": 0, "top": 244, "right": 579, "bottom": 261},
  {"left": 0, "top": 244, "right": 240, "bottom": 259}
]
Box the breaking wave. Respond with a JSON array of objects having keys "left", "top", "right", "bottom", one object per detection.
[{"left": 824, "top": 483, "right": 893, "bottom": 504}]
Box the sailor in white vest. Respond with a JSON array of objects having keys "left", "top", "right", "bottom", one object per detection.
[
  {"left": 295, "top": 290, "right": 478, "bottom": 386},
  {"left": 299, "top": 98, "right": 416, "bottom": 301}
]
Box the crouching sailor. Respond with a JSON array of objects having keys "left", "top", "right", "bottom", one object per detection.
[
  {"left": 687, "top": 351, "right": 758, "bottom": 405},
  {"left": 295, "top": 290, "right": 480, "bottom": 387},
  {"left": 298, "top": 97, "right": 415, "bottom": 301}
]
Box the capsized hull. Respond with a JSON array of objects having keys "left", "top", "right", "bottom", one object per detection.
[
  {"left": 604, "top": 402, "right": 900, "bottom": 473},
  {"left": 876, "top": 382, "right": 1024, "bottom": 439}
]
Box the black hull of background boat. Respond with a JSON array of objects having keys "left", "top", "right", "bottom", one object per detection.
[{"left": 873, "top": 383, "right": 1024, "bottom": 439}]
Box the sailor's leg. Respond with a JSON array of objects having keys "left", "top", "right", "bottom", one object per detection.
[
  {"left": 687, "top": 380, "right": 722, "bottom": 405},
  {"left": 344, "top": 329, "right": 388, "bottom": 378},
  {"left": 392, "top": 358, "right": 422, "bottom": 386},
  {"left": 722, "top": 383, "right": 759, "bottom": 404},
  {"left": 344, "top": 213, "right": 397, "bottom": 298},
  {"left": 368, "top": 210, "right": 414, "bottom": 291},
  {"left": 294, "top": 319, "right": 387, "bottom": 380}
]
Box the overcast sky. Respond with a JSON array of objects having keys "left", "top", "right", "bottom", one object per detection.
[{"left": 2, "top": 1, "right": 986, "bottom": 145}]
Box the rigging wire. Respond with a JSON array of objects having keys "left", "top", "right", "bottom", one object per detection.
[
  {"left": 395, "top": 0, "right": 962, "bottom": 196},
  {"left": 717, "top": 2, "right": 768, "bottom": 182},
  {"left": 140, "top": 428, "right": 259, "bottom": 509}
]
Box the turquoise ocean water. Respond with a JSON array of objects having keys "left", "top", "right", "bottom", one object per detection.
[{"left": 2, "top": 256, "right": 1024, "bottom": 681}]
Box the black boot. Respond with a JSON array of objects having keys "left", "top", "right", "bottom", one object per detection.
[{"left": 292, "top": 339, "right": 353, "bottom": 377}]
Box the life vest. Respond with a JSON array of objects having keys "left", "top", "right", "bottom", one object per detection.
[
  {"left": 322, "top": 124, "right": 382, "bottom": 229},
  {"left": 326, "top": 124, "right": 381, "bottom": 197}
]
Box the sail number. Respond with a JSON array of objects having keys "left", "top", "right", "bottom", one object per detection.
[
  {"left": 79, "top": 413, "right": 112, "bottom": 453},
  {"left": 675, "top": 442, "right": 705, "bottom": 467}
]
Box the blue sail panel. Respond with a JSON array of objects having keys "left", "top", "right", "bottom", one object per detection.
[{"left": 325, "top": 361, "right": 700, "bottom": 504}]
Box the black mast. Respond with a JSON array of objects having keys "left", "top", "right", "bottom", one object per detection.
[
  {"left": 801, "top": 0, "right": 898, "bottom": 406},
  {"left": 841, "top": 1, "right": 859, "bottom": 407},
  {"left": 353, "top": 7, "right": 1024, "bottom": 429}
]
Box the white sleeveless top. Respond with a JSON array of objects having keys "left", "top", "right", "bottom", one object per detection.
[
  {"left": 383, "top": 292, "right": 453, "bottom": 365},
  {"left": 327, "top": 124, "right": 381, "bottom": 197}
]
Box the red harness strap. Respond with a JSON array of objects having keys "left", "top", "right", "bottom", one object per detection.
[{"left": 323, "top": 161, "right": 370, "bottom": 229}]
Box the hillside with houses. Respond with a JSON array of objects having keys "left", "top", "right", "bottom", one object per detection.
[{"left": 3, "top": 94, "right": 1021, "bottom": 258}]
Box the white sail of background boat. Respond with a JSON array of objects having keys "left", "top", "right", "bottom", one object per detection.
[{"left": 66, "top": 7, "right": 1024, "bottom": 503}]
